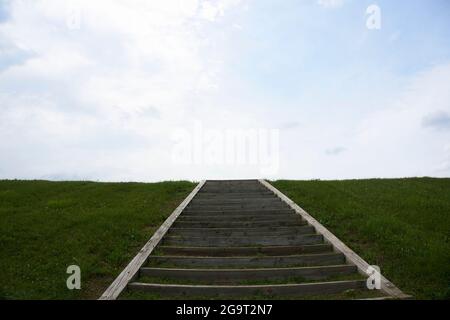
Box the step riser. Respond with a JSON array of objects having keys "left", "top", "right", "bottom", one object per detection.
[
  {"left": 157, "top": 245, "right": 333, "bottom": 257},
  {"left": 140, "top": 265, "right": 358, "bottom": 284},
  {"left": 203, "top": 180, "right": 259, "bottom": 184},
  {"left": 181, "top": 212, "right": 294, "bottom": 217},
  {"left": 179, "top": 215, "right": 297, "bottom": 220},
  {"left": 128, "top": 280, "right": 366, "bottom": 297},
  {"left": 202, "top": 188, "right": 264, "bottom": 190},
  {"left": 169, "top": 232, "right": 315, "bottom": 238},
  {"left": 182, "top": 212, "right": 294, "bottom": 217},
  {"left": 183, "top": 209, "right": 294, "bottom": 215},
  {"left": 191, "top": 199, "right": 281, "bottom": 204},
  {"left": 195, "top": 197, "right": 276, "bottom": 201},
  {"left": 200, "top": 188, "right": 267, "bottom": 193},
  {"left": 183, "top": 209, "right": 292, "bottom": 214},
  {"left": 191, "top": 202, "right": 281, "bottom": 206},
  {"left": 168, "top": 226, "right": 315, "bottom": 237},
  {"left": 193, "top": 196, "right": 279, "bottom": 201},
  {"left": 163, "top": 235, "right": 323, "bottom": 247},
  {"left": 186, "top": 206, "right": 288, "bottom": 212},
  {"left": 199, "top": 192, "right": 271, "bottom": 195},
  {"left": 196, "top": 194, "right": 275, "bottom": 199},
  {"left": 204, "top": 184, "right": 261, "bottom": 187},
  {"left": 170, "top": 226, "right": 309, "bottom": 232},
  {"left": 173, "top": 221, "right": 307, "bottom": 228},
  {"left": 148, "top": 254, "right": 344, "bottom": 268},
  {"left": 176, "top": 216, "right": 300, "bottom": 223}
]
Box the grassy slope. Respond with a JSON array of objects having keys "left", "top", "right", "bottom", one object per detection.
[
  {"left": 1, "top": 179, "right": 448, "bottom": 300},
  {"left": 0, "top": 180, "right": 195, "bottom": 300},
  {"left": 271, "top": 178, "right": 450, "bottom": 300}
]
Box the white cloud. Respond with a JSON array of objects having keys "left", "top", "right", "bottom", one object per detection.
[
  {"left": 434, "top": 144, "right": 450, "bottom": 173},
  {"left": 351, "top": 63, "right": 450, "bottom": 177},
  {"left": 317, "top": 0, "right": 345, "bottom": 9},
  {"left": 1, "top": 0, "right": 449, "bottom": 181},
  {"left": 0, "top": 0, "right": 247, "bottom": 181},
  {"left": 422, "top": 111, "right": 450, "bottom": 131},
  {"left": 272, "top": 62, "right": 450, "bottom": 180},
  {"left": 325, "top": 147, "right": 346, "bottom": 156}
]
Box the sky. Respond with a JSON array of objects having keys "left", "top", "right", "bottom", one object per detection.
[{"left": 0, "top": 0, "right": 450, "bottom": 182}]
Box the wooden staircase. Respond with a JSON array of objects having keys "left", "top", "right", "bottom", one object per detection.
[{"left": 100, "top": 180, "right": 409, "bottom": 300}]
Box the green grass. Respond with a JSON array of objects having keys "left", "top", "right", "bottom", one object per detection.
[
  {"left": 1, "top": 178, "right": 448, "bottom": 300},
  {"left": 0, "top": 180, "right": 196, "bottom": 300},
  {"left": 271, "top": 178, "right": 450, "bottom": 300}
]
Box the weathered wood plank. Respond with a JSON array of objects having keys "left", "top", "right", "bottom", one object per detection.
[
  {"left": 147, "top": 253, "right": 345, "bottom": 268},
  {"left": 128, "top": 280, "right": 366, "bottom": 297},
  {"left": 162, "top": 234, "right": 323, "bottom": 247},
  {"left": 158, "top": 244, "right": 332, "bottom": 257},
  {"left": 139, "top": 265, "right": 358, "bottom": 283}
]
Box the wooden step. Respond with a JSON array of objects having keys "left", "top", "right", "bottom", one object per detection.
[
  {"left": 163, "top": 234, "right": 323, "bottom": 247},
  {"left": 200, "top": 188, "right": 267, "bottom": 193},
  {"left": 196, "top": 193, "right": 275, "bottom": 199},
  {"left": 205, "top": 180, "right": 259, "bottom": 184},
  {"left": 102, "top": 179, "right": 407, "bottom": 301},
  {"left": 176, "top": 215, "right": 300, "bottom": 223},
  {"left": 168, "top": 226, "right": 315, "bottom": 237},
  {"left": 157, "top": 244, "right": 333, "bottom": 257},
  {"left": 182, "top": 208, "right": 294, "bottom": 215},
  {"left": 187, "top": 204, "right": 288, "bottom": 211},
  {"left": 173, "top": 220, "right": 307, "bottom": 229},
  {"left": 147, "top": 253, "right": 345, "bottom": 268},
  {"left": 128, "top": 280, "right": 367, "bottom": 297},
  {"left": 140, "top": 265, "right": 358, "bottom": 284},
  {"left": 191, "top": 198, "right": 281, "bottom": 204}
]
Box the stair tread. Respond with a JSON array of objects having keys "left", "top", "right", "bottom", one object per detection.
[{"left": 130, "top": 280, "right": 364, "bottom": 288}]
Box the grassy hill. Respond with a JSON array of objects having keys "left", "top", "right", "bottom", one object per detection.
[
  {"left": 272, "top": 178, "right": 450, "bottom": 300},
  {"left": 0, "top": 180, "right": 196, "bottom": 300},
  {"left": 0, "top": 178, "right": 448, "bottom": 299}
]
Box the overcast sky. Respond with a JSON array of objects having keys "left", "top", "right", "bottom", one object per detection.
[{"left": 1, "top": 0, "right": 450, "bottom": 182}]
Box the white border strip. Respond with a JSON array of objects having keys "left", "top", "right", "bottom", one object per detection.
[
  {"left": 259, "top": 179, "right": 411, "bottom": 299},
  {"left": 99, "top": 180, "right": 206, "bottom": 300}
]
